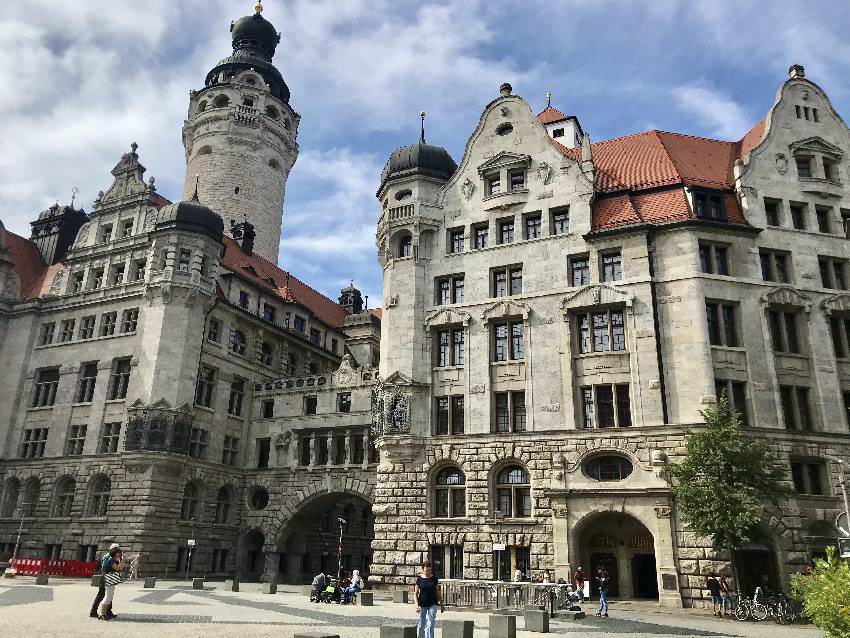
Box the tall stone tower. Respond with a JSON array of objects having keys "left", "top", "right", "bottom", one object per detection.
[{"left": 181, "top": 2, "right": 299, "bottom": 263}]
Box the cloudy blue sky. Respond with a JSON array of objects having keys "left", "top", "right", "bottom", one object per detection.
[{"left": 1, "top": 0, "right": 849, "bottom": 305}]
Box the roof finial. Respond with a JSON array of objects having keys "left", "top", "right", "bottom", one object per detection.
[
  {"left": 70, "top": 186, "right": 79, "bottom": 208},
  {"left": 255, "top": 1, "right": 263, "bottom": 13},
  {"left": 192, "top": 175, "right": 200, "bottom": 201},
  {"left": 546, "top": 91, "right": 552, "bottom": 108},
  {"left": 420, "top": 111, "right": 426, "bottom": 143}
]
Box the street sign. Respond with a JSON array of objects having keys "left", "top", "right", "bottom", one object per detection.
[
  {"left": 187, "top": 539, "right": 196, "bottom": 547},
  {"left": 493, "top": 543, "right": 506, "bottom": 551},
  {"left": 837, "top": 512, "right": 849, "bottom": 537}
]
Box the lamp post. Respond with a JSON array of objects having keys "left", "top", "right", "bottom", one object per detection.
[
  {"left": 10, "top": 502, "right": 31, "bottom": 565},
  {"left": 185, "top": 518, "right": 196, "bottom": 581},
  {"left": 337, "top": 518, "right": 347, "bottom": 581}
]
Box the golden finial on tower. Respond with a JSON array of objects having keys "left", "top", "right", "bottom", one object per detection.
[
  {"left": 546, "top": 92, "right": 552, "bottom": 108},
  {"left": 255, "top": 1, "right": 263, "bottom": 13}
]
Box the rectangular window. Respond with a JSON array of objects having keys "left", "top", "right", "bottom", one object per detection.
[
  {"left": 120, "top": 308, "right": 139, "bottom": 333},
  {"left": 207, "top": 317, "right": 221, "bottom": 343},
  {"left": 435, "top": 328, "right": 464, "bottom": 367},
  {"left": 435, "top": 396, "right": 464, "bottom": 435},
  {"left": 331, "top": 338, "right": 338, "bottom": 354},
  {"left": 257, "top": 437, "right": 271, "bottom": 468},
  {"left": 473, "top": 223, "right": 489, "bottom": 249},
  {"left": 293, "top": 316, "right": 306, "bottom": 333},
  {"left": 263, "top": 303, "right": 276, "bottom": 323},
  {"left": 698, "top": 242, "right": 730, "bottom": 276},
  {"left": 451, "top": 396, "right": 464, "bottom": 435},
  {"left": 487, "top": 175, "right": 501, "bottom": 196},
  {"left": 693, "top": 190, "right": 725, "bottom": 220},
  {"left": 448, "top": 228, "right": 464, "bottom": 254},
  {"left": 790, "top": 202, "right": 807, "bottom": 229},
  {"left": 492, "top": 321, "right": 523, "bottom": 361},
  {"left": 764, "top": 199, "right": 781, "bottom": 226},
  {"left": 239, "top": 290, "right": 250, "bottom": 309},
  {"left": 228, "top": 377, "right": 245, "bottom": 416},
  {"left": 551, "top": 207, "right": 569, "bottom": 235},
  {"left": 188, "top": 427, "right": 209, "bottom": 459},
  {"left": 524, "top": 214, "right": 542, "bottom": 240},
  {"left": 71, "top": 272, "right": 84, "bottom": 293},
  {"left": 759, "top": 249, "right": 791, "bottom": 283},
  {"left": 492, "top": 391, "right": 526, "bottom": 433},
  {"left": 844, "top": 391, "right": 850, "bottom": 430},
  {"left": 76, "top": 362, "right": 98, "bottom": 403},
  {"left": 106, "top": 358, "right": 131, "bottom": 400},
  {"left": 195, "top": 365, "right": 215, "bottom": 408},
  {"left": 262, "top": 399, "right": 274, "bottom": 419},
  {"left": 132, "top": 259, "right": 146, "bottom": 282},
  {"left": 305, "top": 396, "right": 318, "bottom": 415},
  {"left": 510, "top": 170, "right": 525, "bottom": 192},
  {"left": 498, "top": 219, "right": 514, "bottom": 245},
  {"left": 714, "top": 378, "right": 749, "bottom": 426},
  {"left": 178, "top": 249, "right": 191, "bottom": 273},
  {"left": 705, "top": 301, "right": 738, "bottom": 347},
  {"left": 222, "top": 435, "right": 239, "bottom": 466},
  {"left": 823, "top": 158, "right": 837, "bottom": 182},
  {"left": 338, "top": 392, "right": 351, "bottom": 413},
  {"left": 39, "top": 322, "right": 55, "bottom": 346},
  {"left": 121, "top": 220, "right": 133, "bottom": 238},
  {"left": 97, "top": 422, "right": 121, "bottom": 454},
  {"left": 65, "top": 424, "right": 86, "bottom": 456},
  {"left": 580, "top": 384, "right": 631, "bottom": 429},
  {"left": 791, "top": 462, "right": 824, "bottom": 495},
  {"left": 576, "top": 310, "right": 626, "bottom": 354},
  {"left": 58, "top": 319, "right": 75, "bottom": 343},
  {"left": 818, "top": 256, "right": 848, "bottom": 290},
  {"left": 20, "top": 428, "right": 48, "bottom": 458},
  {"left": 89, "top": 268, "right": 104, "bottom": 290},
  {"left": 780, "top": 385, "right": 814, "bottom": 431},
  {"left": 492, "top": 266, "right": 521, "bottom": 297},
  {"left": 32, "top": 368, "right": 59, "bottom": 407},
  {"left": 449, "top": 545, "right": 463, "bottom": 579},
  {"left": 494, "top": 393, "right": 509, "bottom": 433},
  {"left": 816, "top": 206, "right": 832, "bottom": 233},
  {"left": 830, "top": 318, "right": 850, "bottom": 359},
  {"left": 616, "top": 384, "right": 632, "bottom": 427},
  {"left": 570, "top": 256, "right": 590, "bottom": 287},
  {"left": 310, "top": 328, "right": 321, "bottom": 345},
  {"left": 100, "top": 312, "right": 117, "bottom": 336},
  {"left": 78, "top": 316, "right": 95, "bottom": 340},
  {"left": 795, "top": 158, "right": 812, "bottom": 179},
  {"left": 512, "top": 392, "right": 526, "bottom": 432},
  {"left": 100, "top": 224, "right": 113, "bottom": 243},
  {"left": 108, "top": 263, "right": 125, "bottom": 286},
  {"left": 768, "top": 309, "right": 802, "bottom": 354},
  {"left": 600, "top": 252, "right": 622, "bottom": 282},
  {"left": 435, "top": 275, "right": 464, "bottom": 305}
]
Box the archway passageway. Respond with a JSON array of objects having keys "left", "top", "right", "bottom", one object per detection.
[
  {"left": 241, "top": 529, "right": 266, "bottom": 582},
  {"left": 272, "top": 492, "right": 373, "bottom": 584},
  {"left": 577, "top": 512, "right": 659, "bottom": 600}
]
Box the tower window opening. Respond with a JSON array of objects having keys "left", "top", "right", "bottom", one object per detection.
[
  {"left": 196, "top": 145, "right": 212, "bottom": 157},
  {"left": 234, "top": 187, "right": 240, "bottom": 195},
  {"left": 265, "top": 105, "right": 279, "bottom": 119},
  {"left": 196, "top": 101, "right": 207, "bottom": 114},
  {"left": 242, "top": 97, "right": 254, "bottom": 107},
  {"left": 213, "top": 95, "right": 230, "bottom": 108},
  {"left": 268, "top": 159, "right": 281, "bottom": 171},
  {"left": 284, "top": 118, "right": 291, "bottom": 131},
  {"left": 496, "top": 123, "right": 513, "bottom": 136}
]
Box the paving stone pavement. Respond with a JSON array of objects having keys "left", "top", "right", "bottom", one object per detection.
[{"left": 0, "top": 578, "right": 826, "bottom": 638}]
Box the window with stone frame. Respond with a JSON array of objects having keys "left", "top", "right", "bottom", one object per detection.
[
  {"left": 238, "top": 290, "right": 250, "bottom": 309},
  {"left": 448, "top": 227, "right": 465, "bottom": 254},
  {"left": 705, "top": 301, "right": 739, "bottom": 347},
  {"left": 434, "top": 467, "right": 466, "bottom": 518},
  {"left": 581, "top": 384, "right": 631, "bottom": 429},
  {"left": 108, "top": 262, "right": 125, "bottom": 286},
  {"left": 188, "top": 427, "right": 209, "bottom": 459},
  {"left": 550, "top": 206, "right": 569, "bottom": 235},
  {"left": 698, "top": 242, "right": 730, "bottom": 276},
  {"left": 492, "top": 265, "right": 522, "bottom": 297},
  {"left": 493, "top": 391, "right": 525, "bottom": 433},
  {"left": 304, "top": 395, "right": 318, "bottom": 415},
  {"left": 509, "top": 170, "right": 526, "bottom": 192},
  {"left": 435, "top": 275, "right": 464, "bottom": 305},
  {"left": 132, "top": 259, "right": 146, "bottom": 282},
  {"left": 791, "top": 460, "right": 825, "bottom": 495},
  {"left": 818, "top": 256, "right": 848, "bottom": 290},
  {"left": 337, "top": 392, "right": 351, "bottom": 413},
  {"left": 100, "top": 311, "right": 117, "bottom": 336},
  {"left": 71, "top": 272, "right": 84, "bottom": 293},
  {"left": 260, "top": 342, "right": 274, "bottom": 366},
  {"left": 759, "top": 249, "right": 791, "bottom": 283},
  {"left": 180, "top": 482, "right": 200, "bottom": 520},
  {"left": 795, "top": 157, "right": 812, "bottom": 179},
  {"left": 576, "top": 309, "right": 626, "bottom": 354},
  {"left": 524, "top": 213, "right": 542, "bottom": 240},
  {"left": 215, "top": 486, "right": 233, "bottom": 523},
  {"left": 492, "top": 321, "right": 523, "bottom": 362},
  {"left": 195, "top": 365, "right": 216, "bottom": 408},
  {"left": 293, "top": 315, "right": 306, "bottom": 333},
  {"left": 397, "top": 234, "right": 413, "bottom": 258},
  {"left": 256, "top": 437, "right": 271, "bottom": 468},
  {"left": 780, "top": 385, "right": 814, "bottom": 431},
  {"left": 768, "top": 309, "right": 803, "bottom": 354},
  {"left": 764, "top": 198, "right": 782, "bottom": 227},
  {"left": 435, "top": 395, "right": 464, "bottom": 435},
  {"left": 89, "top": 268, "right": 104, "bottom": 290},
  {"left": 816, "top": 206, "right": 832, "bottom": 233},
  {"left": 78, "top": 315, "right": 96, "bottom": 340},
  {"left": 38, "top": 322, "right": 55, "bottom": 346},
  {"left": 569, "top": 255, "right": 590, "bottom": 287},
  {"left": 207, "top": 317, "right": 222, "bottom": 343},
  {"left": 790, "top": 201, "right": 807, "bottom": 229},
  {"left": 495, "top": 465, "right": 531, "bottom": 518},
  {"left": 472, "top": 223, "right": 489, "bottom": 249},
  {"left": 107, "top": 358, "right": 131, "bottom": 400},
  {"left": 97, "top": 422, "right": 121, "bottom": 454},
  {"left": 65, "top": 425, "right": 87, "bottom": 456},
  {"left": 692, "top": 190, "right": 725, "bottom": 220},
  {"left": 222, "top": 436, "right": 239, "bottom": 466},
  {"left": 76, "top": 362, "right": 98, "bottom": 403},
  {"left": 87, "top": 476, "right": 110, "bottom": 516},
  {"left": 714, "top": 379, "right": 749, "bottom": 427},
  {"left": 487, "top": 174, "right": 501, "bottom": 196},
  {"left": 498, "top": 218, "right": 514, "bottom": 244},
  {"left": 600, "top": 251, "right": 622, "bottom": 282},
  {"left": 309, "top": 328, "right": 321, "bottom": 345},
  {"left": 430, "top": 544, "right": 463, "bottom": 579},
  {"left": 20, "top": 427, "right": 48, "bottom": 458},
  {"left": 32, "top": 368, "right": 59, "bottom": 407},
  {"left": 121, "top": 219, "right": 133, "bottom": 238},
  {"left": 53, "top": 478, "right": 76, "bottom": 517},
  {"left": 120, "top": 308, "right": 139, "bottom": 333},
  {"left": 435, "top": 327, "right": 464, "bottom": 367},
  {"left": 58, "top": 319, "right": 75, "bottom": 343},
  {"left": 228, "top": 377, "right": 245, "bottom": 416},
  {"left": 229, "top": 329, "right": 247, "bottom": 355},
  {"left": 99, "top": 224, "right": 113, "bottom": 243},
  {"left": 177, "top": 249, "right": 191, "bottom": 273},
  {"left": 830, "top": 317, "right": 850, "bottom": 359},
  {"left": 0, "top": 480, "right": 19, "bottom": 518},
  {"left": 262, "top": 400, "right": 274, "bottom": 419}
]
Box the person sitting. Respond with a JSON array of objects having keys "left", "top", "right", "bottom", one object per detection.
[{"left": 342, "top": 569, "right": 363, "bottom": 604}]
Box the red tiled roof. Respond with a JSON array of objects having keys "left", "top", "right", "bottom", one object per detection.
[
  {"left": 3, "top": 230, "right": 48, "bottom": 300},
  {"left": 371, "top": 308, "right": 382, "bottom": 319},
  {"left": 593, "top": 195, "right": 641, "bottom": 231},
  {"left": 537, "top": 106, "right": 569, "bottom": 125},
  {"left": 218, "top": 236, "right": 348, "bottom": 328},
  {"left": 737, "top": 117, "right": 767, "bottom": 159}
]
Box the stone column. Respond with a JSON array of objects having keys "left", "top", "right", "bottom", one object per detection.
[
  {"left": 361, "top": 431, "right": 370, "bottom": 467},
  {"left": 309, "top": 433, "right": 317, "bottom": 467},
  {"left": 344, "top": 431, "right": 352, "bottom": 465},
  {"left": 551, "top": 500, "right": 571, "bottom": 582},
  {"left": 652, "top": 503, "right": 683, "bottom": 608}
]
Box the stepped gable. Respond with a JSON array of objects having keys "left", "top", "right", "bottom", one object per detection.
[
  {"left": 218, "top": 236, "right": 348, "bottom": 328},
  {"left": 3, "top": 230, "right": 49, "bottom": 300}
]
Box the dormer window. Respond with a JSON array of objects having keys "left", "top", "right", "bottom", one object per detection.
[
  {"left": 552, "top": 128, "right": 565, "bottom": 138},
  {"left": 796, "top": 157, "right": 812, "bottom": 178},
  {"left": 509, "top": 171, "right": 525, "bottom": 192},
  {"left": 692, "top": 190, "right": 725, "bottom": 221}
]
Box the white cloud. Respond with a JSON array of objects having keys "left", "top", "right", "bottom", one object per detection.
[{"left": 672, "top": 85, "right": 752, "bottom": 140}]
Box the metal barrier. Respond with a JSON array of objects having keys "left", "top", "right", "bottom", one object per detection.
[
  {"left": 439, "top": 580, "right": 566, "bottom": 611},
  {"left": 11, "top": 558, "right": 97, "bottom": 577}
]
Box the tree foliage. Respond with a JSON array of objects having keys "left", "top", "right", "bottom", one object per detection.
[
  {"left": 671, "top": 394, "right": 789, "bottom": 553},
  {"left": 791, "top": 546, "right": 850, "bottom": 638}
]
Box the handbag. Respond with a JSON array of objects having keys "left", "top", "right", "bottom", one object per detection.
[{"left": 103, "top": 571, "right": 123, "bottom": 587}]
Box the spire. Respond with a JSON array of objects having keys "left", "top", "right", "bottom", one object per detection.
[
  {"left": 254, "top": 1, "right": 263, "bottom": 13},
  {"left": 420, "top": 111, "right": 426, "bottom": 143}
]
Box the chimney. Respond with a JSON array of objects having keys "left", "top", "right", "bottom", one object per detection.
[
  {"left": 788, "top": 64, "right": 805, "bottom": 80},
  {"left": 230, "top": 219, "right": 255, "bottom": 255}
]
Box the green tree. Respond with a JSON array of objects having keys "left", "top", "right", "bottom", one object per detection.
[
  {"left": 791, "top": 546, "right": 850, "bottom": 637},
  {"left": 671, "top": 393, "right": 789, "bottom": 585}
]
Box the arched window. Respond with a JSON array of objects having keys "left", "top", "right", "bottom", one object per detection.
[
  {"left": 1, "top": 478, "right": 20, "bottom": 518},
  {"left": 268, "top": 158, "right": 281, "bottom": 171},
  {"left": 435, "top": 467, "right": 466, "bottom": 518},
  {"left": 260, "top": 342, "right": 273, "bottom": 366},
  {"left": 196, "top": 145, "right": 213, "bottom": 157},
  {"left": 53, "top": 477, "right": 76, "bottom": 517},
  {"left": 215, "top": 486, "right": 233, "bottom": 524},
  {"left": 265, "top": 105, "right": 280, "bottom": 119},
  {"left": 495, "top": 465, "right": 531, "bottom": 518},
  {"left": 397, "top": 234, "right": 412, "bottom": 258},
  {"left": 213, "top": 95, "right": 230, "bottom": 108},
  {"left": 196, "top": 100, "right": 207, "bottom": 114},
  {"left": 88, "top": 476, "right": 111, "bottom": 517},
  {"left": 22, "top": 478, "right": 40, "bottom": 518},
  {"left": 181, "top": 482, "right": 200, "bottom": 521},
  {"left": 583, "top": 455, "right": 633, "bottom": 481},
  {"left": 230, "top": 330, "right": 247, "bottom": 355}
]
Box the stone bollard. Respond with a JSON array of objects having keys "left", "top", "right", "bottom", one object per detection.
[
  {"left": 379, "top": 626, "right": 417, "bottom": 638},
  {"left": 224, "top": 579, "right": 239, "bottom": 592},
  {"left": 524, "top": 609, "right": 549, "bottom": 633},
  {"left": 90, "top": 574, "right": 103, "bottom": 587},
  {"left": 294, "top": 634, "right": 341, "bottom": 638},
  {"left": 35, "top": 573, "right": 49, "bottom": 586},
  {"left": 302, "top": 584, "right": 315, "bottom": 597},
  {"left": 358, "top": 591, "right": 374, "bottom": 606},
  {"left": 392, "top": 590, "right": 410, "bottom": 604},
  {"left": 192, "top": 577, "right": 204, "bottom": 590},
  {"left": 442, "top": 620, "right": 474, "bottom": 638},
  {"left": 489, "top": 614, "right": 516, "bottom": 638},
  {"left": 263, "top": 582, "right": 277, "bottom": 594},
  {"left": 143, "top": 577, "right": 156, "bottom": 589}
]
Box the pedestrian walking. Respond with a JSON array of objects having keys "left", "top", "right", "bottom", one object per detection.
[
  {"left": 98, "top": 545, "right": 125, "bottom": 620},
  {"left": 706, "top": 575, "right": 722, "bottom": 616},
  {"left": 573, "top": 565, "right": 587, "bottom": 603},
  {"left": 718, "top": 576, "right": 732, "bottom": 616},
  {"left": 595, "top": 566, "right": 609, "bottom": 617},
  {"left": 89, "top": 543, "right": 119, "bottom": 619},
  {"left": 414, "top": 560, "right": 443, "bottom": 638}
]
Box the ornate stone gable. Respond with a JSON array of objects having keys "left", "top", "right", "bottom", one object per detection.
[
  {"left": 559, "top": 284, "right": 634, "bottom": 314},
  {"left": 789, "top": 136, "right": 843, "bottom": 159},
  {"left": 476, "top": 151, "right": 532, "bottom": 176},
  {"left": 98, "top": 143, "right": 152, "bottom": 207},
  {"left": 760, "top": 286, "right": 812, "bottom": 312},
  {"left": 424, "top": 307, "right": 471, "bottom": 332},
  {"left": 821, "top": 292, "right": 850, "bottom": 315},
  {"left": 480, "top": 298, "right": 531, "bottom": 321}
]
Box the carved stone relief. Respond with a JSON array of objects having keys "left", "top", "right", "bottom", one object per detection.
[{"left": 461, "top": 178, "right": 475, "bottom": 200}]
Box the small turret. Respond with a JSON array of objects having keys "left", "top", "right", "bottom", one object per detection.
[
  {"left": 29, "top": 201, "right": 88, "bottom": 265},
  {"left": 339, "top": 282, "right": 364, "bottom": 315}
]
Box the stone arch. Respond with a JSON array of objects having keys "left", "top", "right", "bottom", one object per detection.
[{"left": 213, "top": 94, "right": 230, "bottom": 109}]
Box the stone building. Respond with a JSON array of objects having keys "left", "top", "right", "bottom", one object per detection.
[{"left": 0, "top": 1, "right": 847, "bottom": 608}]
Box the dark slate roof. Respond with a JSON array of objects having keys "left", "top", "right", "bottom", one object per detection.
[
  {"left": 380, "top": 141, "right": 457, "bottom": 192},
  {"left": 156, "top": 196, "right": 224, "bottom": 240}
]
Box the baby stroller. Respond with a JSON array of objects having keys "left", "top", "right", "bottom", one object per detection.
[{"left": 321, "top": 578, "right": 343, "bottom": 604}]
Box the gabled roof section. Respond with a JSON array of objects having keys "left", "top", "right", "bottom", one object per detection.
[
  {"left": 218, "top": 236, "right": 348, "bottom": 328},
  {"left": 537, "top": 106, "right": 568, "bottom": 125},
  {"left": 4, "top": 230, "right": 48, "bottom": 300},
  {"left": 737, "top": 117, "right": 767, "bottom": 160}
]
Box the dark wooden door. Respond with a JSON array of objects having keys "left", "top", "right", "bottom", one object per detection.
[
  {"left": 631, "top": 554, "right": 659, "bottom": 598},
  {"left": 590, "top": 552, "right": 619, "bottom": 597}
]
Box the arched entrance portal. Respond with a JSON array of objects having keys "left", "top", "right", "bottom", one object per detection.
[
  {"left": 578, "top": 512, "right": 659, "bottom": 599},
  {"left": 274, "top": 492, "right": 373, "bottom": 584},
  {"left": 241, "top": 529, "right": 265, "bottom": 581}
]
